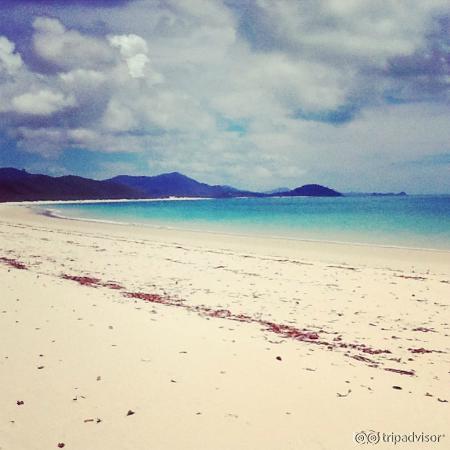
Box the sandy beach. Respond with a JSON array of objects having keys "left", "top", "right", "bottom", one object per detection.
[{"left": 0, "top": 203, "right": 449, "bottom": 450}]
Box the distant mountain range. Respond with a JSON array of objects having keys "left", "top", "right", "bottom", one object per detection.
[
  {"left": 0, "top": 167, "right": 343, "bottom": 202},
  {"left": 106, "top": 172, "right": 261, "bottom": 199},
  {"left": 0, "top": 168, "right": 138, "bottom": 202}
]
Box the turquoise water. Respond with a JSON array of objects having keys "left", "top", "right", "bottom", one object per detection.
[{"left": 53, "top": 196, "right": 450, "bottom": 250}]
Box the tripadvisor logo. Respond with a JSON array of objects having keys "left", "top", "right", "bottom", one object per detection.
[{"left": 354, "top": 431, "right": 446, "bottom": 445}]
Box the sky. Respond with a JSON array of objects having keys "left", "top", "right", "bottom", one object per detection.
[{"left": 0, "top": 0, "right": 449, "bottom": 193}]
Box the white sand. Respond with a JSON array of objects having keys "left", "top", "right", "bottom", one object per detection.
[{"left": 0, "top": 204, "right": 449, "bottom": 450}]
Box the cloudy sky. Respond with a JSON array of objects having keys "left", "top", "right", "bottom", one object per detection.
[{"left": 0, "top": 0, "right": 449, "bottom": 193}]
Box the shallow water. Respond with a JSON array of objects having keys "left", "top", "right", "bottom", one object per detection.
[{"left": 53, "top": 195, "right": 450, "bottom": 250}]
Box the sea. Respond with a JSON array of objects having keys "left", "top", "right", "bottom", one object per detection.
[{"left": 51, "top": 195, "right": 450, "bottom": 251}]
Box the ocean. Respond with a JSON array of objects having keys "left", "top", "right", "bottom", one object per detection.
[{"left": 51, "top": 195, "right": 450, "bottom": 251}]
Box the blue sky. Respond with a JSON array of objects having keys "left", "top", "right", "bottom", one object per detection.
[{"left": 0, "top": 0, "right": 449, "bottom": 193}]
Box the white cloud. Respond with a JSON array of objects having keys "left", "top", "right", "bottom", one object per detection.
[
  {"left": 253, "top": 0, "right": 448, "bottom": 65},
  {"left": 108, "top": 33, "right": 161, "bottom": 80},
  {"left": 108, "top": 34, "right": 148, "bottom": 58},
  {"left": 33, "top": 17, "right": 114, "bottom": 71},
  {"left": 33, "top": 16, "right": 65, "bottom": 35},
  {"left": 14, "top": 126, "right": 65, "bottom": 157},
  {"left": 67, "top": 127, "right": 99, "bottom": 144},
  {"left": 11, "top": 89, "right": 76, "bottom": 116},
  {"left": 0, "top": 36, "right": 23, "bottom": 76},
  {"left": 59, "top": 69, "right": 106, "bottom": 86},
  {"left": 101, "top": 99, "right": 136, "bottom": 132},
  {"left": 126, "top": 53, "right": 150, "bottom": 78}
]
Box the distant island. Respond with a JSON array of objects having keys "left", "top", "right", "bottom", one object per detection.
[
  {"left": 263, "top": 187, "right": 290, "bottom": 195},
  {"left": 344, "top": 191, "right": 408, "bottom": 197},
  {"left": 272, "top": 184, "right": 342, "bottom": 197},
  {"left": 370, "top": 192, "right": 407, "bottom": 197},
  {"left": 0, "top": 167, "right": 344, "bottom": 202}
]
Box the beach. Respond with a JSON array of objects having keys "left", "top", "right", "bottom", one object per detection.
[{"left": 0, "top": 204, "right": 449, "bottom": 450}]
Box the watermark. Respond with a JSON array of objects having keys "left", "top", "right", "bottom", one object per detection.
[{"left": 354, "top": 431, "right": 446, "bottom": 445}]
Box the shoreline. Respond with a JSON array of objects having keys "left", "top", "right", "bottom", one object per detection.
[
  {"left": 29, "top": 198, "right": 450, "bottom": 254},
  {"left": 0, "top": 196, "right": 214, "bottom": 206},
  {"left": 0, "top": 202, "right": 447, "bottom": 273},
  {"left": 39, "top": 204, "right": 450, "bottom": 255}
]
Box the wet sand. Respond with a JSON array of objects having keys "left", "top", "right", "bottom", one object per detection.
[{"left": 0, "top": 204, "right": 449, "bottom": 450}]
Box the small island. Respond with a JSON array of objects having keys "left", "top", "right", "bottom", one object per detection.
[
  {"left": 370, "top": 191, "right": 407, "bottom": 197},
  {"left": 272, "top": 184, "right": 343, "bottom": 197}
]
